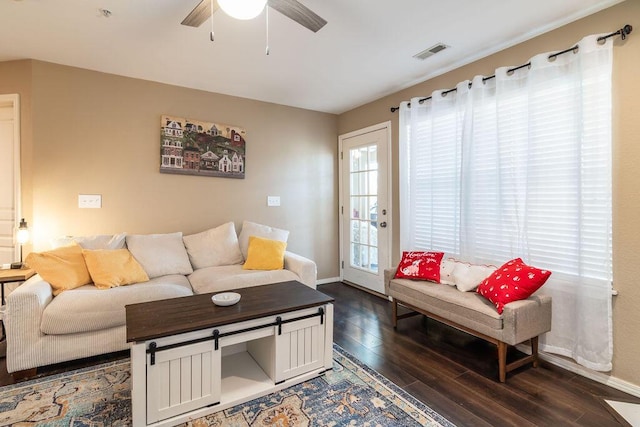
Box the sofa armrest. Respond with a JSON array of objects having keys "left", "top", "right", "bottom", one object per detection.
[
  {"left": 384, "top": 268, "right": 396, "bottom": 295},
  {"left": 284, "top": 251, "right": 317, "bottom": 289},
  {"left": 5, "top": 274, "right": 54, "bottom": 372},
  {"left": 502, "top": 294, "right": 552, "bottom": 345}
]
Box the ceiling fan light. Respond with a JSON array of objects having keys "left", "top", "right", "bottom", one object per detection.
[{"left": 218, "top": 0, "right": 268, "bottom": 20}]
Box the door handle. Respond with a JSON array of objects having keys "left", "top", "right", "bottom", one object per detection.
[{"left": 379, "top": 222, "right": 387, "bottom": 228}]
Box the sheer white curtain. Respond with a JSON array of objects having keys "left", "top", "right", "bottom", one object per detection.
[{"left": 399, "top": 35, "right": 613, "bottom": 371}]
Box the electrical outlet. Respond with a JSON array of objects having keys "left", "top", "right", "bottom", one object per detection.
[
  {"left": 79, "top": 194, "right": 102, "bottom": 209},
  {"left": 267, "top": 196, "right": 281, "bottom": 207}
]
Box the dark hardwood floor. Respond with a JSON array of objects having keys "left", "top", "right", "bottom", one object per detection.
[
  {"left": 1, "top": 281, "right": 638, "bottom": 426},
  {"left": 319, "top": 282, "right": 639, "bottom": 426}
]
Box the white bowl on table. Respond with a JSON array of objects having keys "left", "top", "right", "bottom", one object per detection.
[{"left": 211, "top": 292, "right": 241, "bottom": 306}]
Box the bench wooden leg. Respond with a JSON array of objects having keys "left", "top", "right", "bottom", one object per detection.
[
  {"left": 392, "top": 298, "right": 398, "bottom": 329},
  {"left": 498, "top": 341, "right": 507, "bottom": 383},
  {"left": 531, "top": 336, "right": 539, "bottom": 368}
]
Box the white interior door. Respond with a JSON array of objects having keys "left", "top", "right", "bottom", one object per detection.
[
  {"left": 339, "top": 123, "right": 391, "bottom": 294},
  {"left": 0, "top": 95, "right": 20, "bottom": 266}
]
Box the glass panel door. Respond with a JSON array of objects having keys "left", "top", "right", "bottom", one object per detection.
[
  {"left": 349, "top": 145, "right": 378, "bottom": 273},
  {"left": 340, "top": 125, "right": 389, "bottom": 294}
]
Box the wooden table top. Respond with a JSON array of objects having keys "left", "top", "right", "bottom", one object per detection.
[
  {"left": 0, "top": 268, "right": 35, "bottom": 283},
  {"left": 125, "top": 280, "right": 334, "bottom": 343}
]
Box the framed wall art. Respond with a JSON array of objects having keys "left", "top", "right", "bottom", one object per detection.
[{"left": 160, "top": 115, "right": 246, "bottom": 179}]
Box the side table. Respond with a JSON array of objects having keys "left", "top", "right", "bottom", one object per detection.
[{"left": 0, "top": 268, "right": 36, "bottom": 343}]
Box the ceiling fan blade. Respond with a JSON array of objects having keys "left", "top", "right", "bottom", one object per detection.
[
  {"left": 268, "top": 0, "right": 327, "bottom": 33},
  {"left": 181, "top": 0, "right": 220, "bottom": 27}
]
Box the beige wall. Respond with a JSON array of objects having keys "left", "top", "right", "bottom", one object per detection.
[
  {"left": 0, "top": 60, "right": 340, "bottom": 280},
  {"left": 338, "top": 1, "right": 640, "bottom": 387}
]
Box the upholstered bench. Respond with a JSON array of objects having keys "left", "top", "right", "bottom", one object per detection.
[{"left": 384, "top": 268, "right": 552, "bottom": 382}]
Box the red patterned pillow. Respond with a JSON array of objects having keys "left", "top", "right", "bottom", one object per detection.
[
  {"left": 476, "top": 258, "right": 551, "bottom": 314},
  {"left": 395, "top": 251, "right": 444, "bottom": 282}
]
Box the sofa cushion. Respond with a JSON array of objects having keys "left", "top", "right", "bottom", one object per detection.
[
  {"left": 189, "top": 264, "right": 298, "bottom": 294},
  {"left": 183, "top": 222, "right": 243, "bottom": 269},
  {"left": 388, "top": 277, "right": 503, "bottom": 331},
  {"left": 41, "top": 274, "right": 193, "bottom": 335},
  {"left": 51, "top": 233, "right": 127, "bottom": 250},
  {"left": 238, "top": 221, "right": 289, "bottom": 260},
  {"left": 477, "top": 258, "right": 551, "bottom": 314},
  {"left": 25, "top": 244, "right": 92, "bottom": 296},
  {"left": 126, "top": 232, "right": 193, "bottom": 278},
  {"left": 82, "top": 249, "right": 149, "bottom": 289},
  {"left": 243, "top": 236, "right": 287, "bottom": 270},
  {"left": 440, "top": 258, "right": 456, "bottom": 286},
  {"left": 452, "top": 261, "right": 498, "bottom": 292},
  {"left": 395, "top": 251, "right": 444, "bottom": 282}
]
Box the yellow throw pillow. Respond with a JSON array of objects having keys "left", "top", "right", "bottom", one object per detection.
[
  {"left": 82, "top": 249, "right": 149, "bottom": 289},
  {"left": 25, "top": 244, "right": 92, "bottom": 296},
  {"left": 242, "top": 236, "right": 287, "bottom": 271}
]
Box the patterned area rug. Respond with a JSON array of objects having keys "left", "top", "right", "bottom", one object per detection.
[{"left": 0, "top": 344, "right": 455, "bottom": 426}]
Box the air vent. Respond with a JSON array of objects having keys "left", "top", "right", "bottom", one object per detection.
[{"left": 413, "top": 43, "right": 449, "bottom": 60}]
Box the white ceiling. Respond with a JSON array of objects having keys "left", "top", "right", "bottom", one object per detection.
[{"left": 0, "top": 0, "right": 624, "bottom": 114}]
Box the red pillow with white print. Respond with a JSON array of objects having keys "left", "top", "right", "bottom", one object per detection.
[
  {"left": 476, "top": 258, "right": 551, "bottom": 314},
  {"left": 395, "top": 251, "right": 444, "bottom": 282}
]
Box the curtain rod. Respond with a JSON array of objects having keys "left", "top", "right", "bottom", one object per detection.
[{"left": 389, "top": 24, "right": 632, "bottom": 113}]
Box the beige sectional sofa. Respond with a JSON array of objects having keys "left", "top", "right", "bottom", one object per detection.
[{"left": 5, "top": 221, "right": 317, "bottom": 374}]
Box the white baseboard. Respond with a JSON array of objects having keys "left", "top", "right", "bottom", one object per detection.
[
  {"left": 516, "top": 344, "right": 640, "bottom": 398},
  {"left": 316, "top": 277, "right": 341, "bottom": 286},
  {"left": 539, "top": 352, "right": 640, "bottom": 398}
]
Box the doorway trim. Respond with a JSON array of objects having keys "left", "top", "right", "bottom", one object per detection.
[
  {"left": 0, "top": 94, "right": 21, "bottom": 264},
  {"left": 338, "top": 121, "right": 392, "bottom": 287}
]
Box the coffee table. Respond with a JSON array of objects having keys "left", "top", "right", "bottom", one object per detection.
[{"left": 126, "top": 281, "right": 334, "bottom": 427}]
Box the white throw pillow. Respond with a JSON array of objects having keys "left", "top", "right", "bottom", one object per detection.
[
  {"left": 440, "top": 258, "right": 457, "bottom": 286},
  {"left": 126, "top": 232, "right": 193, "bottom": 278},
  {"left": 183, "top": 222, "right": 244, "bottom": 269},
  {"left": 452, "top": 261, "right": 498, "bottom": 292},
  {"left": 51, "top": 233, "right": 127, "bottom": 250},
  {"left": 238, "top": 221, "right": 289, "bottom": 260}
]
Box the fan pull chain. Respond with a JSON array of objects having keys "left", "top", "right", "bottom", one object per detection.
[
  {"left": 265, "top": 7, "right": 270, "bottom": 55},
  {"left": 210, "top": 0, "right": 214, "bottom": 41}
]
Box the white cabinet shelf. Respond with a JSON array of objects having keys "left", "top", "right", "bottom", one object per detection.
[
  {"left": 130, "top": 304, "right": 334, "bottom": 427},
  {"left": 220, "top": 351, "right": 273, "bottom": 404}
]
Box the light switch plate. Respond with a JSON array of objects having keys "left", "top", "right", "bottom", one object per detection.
[
  {"left": 267, "top": 196, "right": 281, "bottom": 207},
  {"left": 79, "top": 194, "right": 102, "bottom": 208}
]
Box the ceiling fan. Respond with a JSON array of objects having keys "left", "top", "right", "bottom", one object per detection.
[{"left": 181, "top": 0, "right": 327, "bottom": 33}]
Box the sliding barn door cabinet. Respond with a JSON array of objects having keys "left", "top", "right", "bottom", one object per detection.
[{"left": 130, "top": 304, "right": 334, "bottom": 427}]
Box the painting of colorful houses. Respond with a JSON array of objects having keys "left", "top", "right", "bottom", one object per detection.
[{"left": 160, "top": 115, "right": 246, "bottom": 179}]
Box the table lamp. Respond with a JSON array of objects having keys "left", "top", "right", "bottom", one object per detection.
[{"left": 11, "top": 218, "right": 29, "bottom": 269}]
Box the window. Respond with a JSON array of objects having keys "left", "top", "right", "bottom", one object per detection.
[
  {"left": 399, "top": 34, "right": 613, "bottom": 371},
  {"left": 401, "top": 70, "right": 612, "bottom": 284}
]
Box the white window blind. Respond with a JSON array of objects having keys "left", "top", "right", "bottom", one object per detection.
[{"left": 399, "top": 34, "right": 613, "bottom": 371}]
